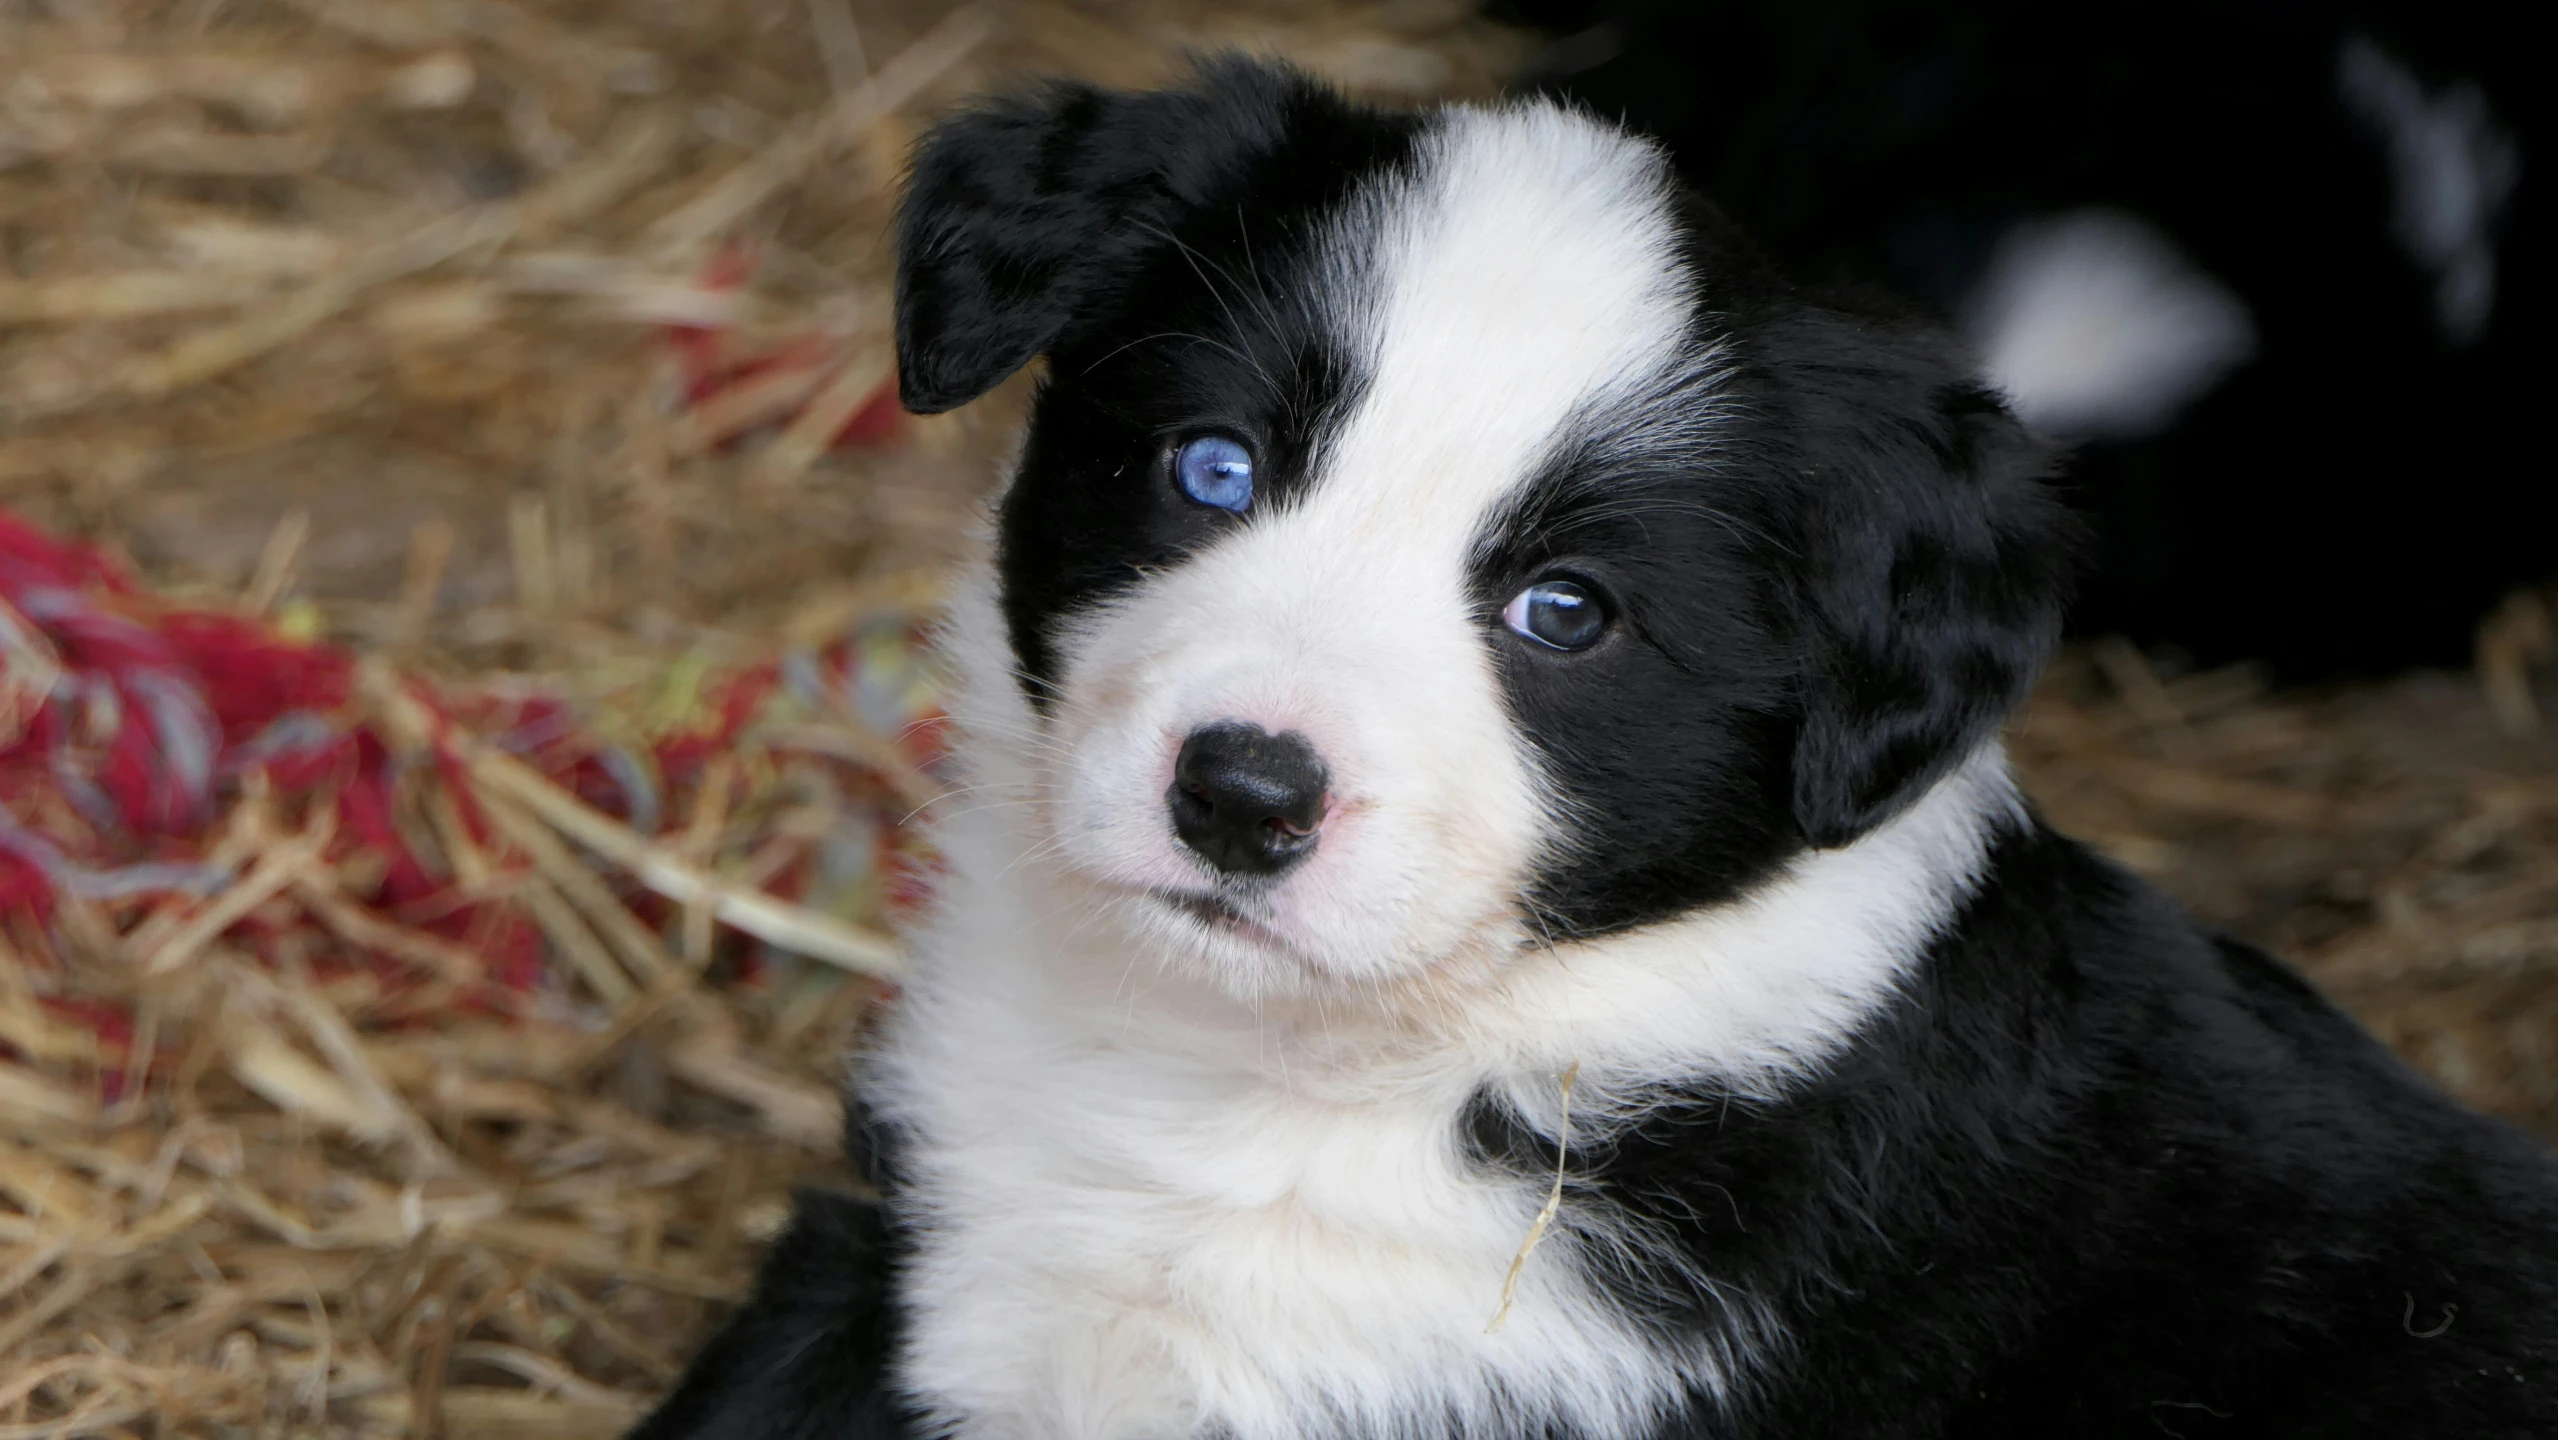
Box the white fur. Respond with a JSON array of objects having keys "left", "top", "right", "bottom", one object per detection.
[
  {"left": 2337, "top": 36, "right": 2517, "bottom": 347},
  {"left": 875, "top": 99, "right": 2023, "bottom": 1440},
  {"left": 1964, "top": 207, "right": 2255, "bottom": 440}
]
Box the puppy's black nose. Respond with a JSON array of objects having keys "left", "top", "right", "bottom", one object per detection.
[{"left": 1168, "top": 723, "right": 1329, "bottom": 877}]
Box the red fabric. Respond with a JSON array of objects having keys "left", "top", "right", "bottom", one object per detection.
[
  {"left": 661, "top": 241, "right": 909, "bottom": 454},
  {"left": 2, "top": 501, "right": 933, "bottom": 1073},
  {"left": 158, "top": 611, "right": 353, "bottom": 743},
  {"left": 0, "top": 851, "right": 52, "bottom": 919}
]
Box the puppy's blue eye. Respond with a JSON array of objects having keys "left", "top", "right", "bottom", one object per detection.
[
  {"left": 1174, "top": 435, "right": 1254, "bottom": 512},
  {"left": 1502, "top": 580, "right": 1608, "bottom": 651}
]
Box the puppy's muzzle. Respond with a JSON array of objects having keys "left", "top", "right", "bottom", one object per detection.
[{"left": 1167, "top": 723, "right": 1329, "bottom": 878}]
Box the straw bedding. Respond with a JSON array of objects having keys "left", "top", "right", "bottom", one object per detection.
[{"left": 0, "top": 1, "right": 2549, "bottom": 1434}]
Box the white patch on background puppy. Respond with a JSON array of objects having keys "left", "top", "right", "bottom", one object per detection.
[{"left": 1964, "top": 208, "right": 2256, "bottom": 440}]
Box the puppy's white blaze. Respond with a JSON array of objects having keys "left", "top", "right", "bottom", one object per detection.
[
  {"left": 1323, "top": 103, "right": 1696, "bottom": 537},
  {"left": 883, "top": 100, "right": 2019, "bottom": 1440}
]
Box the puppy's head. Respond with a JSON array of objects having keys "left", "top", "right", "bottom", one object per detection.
[{"left": 899, "top": 59, "right": 2071, "bottom": 1001}]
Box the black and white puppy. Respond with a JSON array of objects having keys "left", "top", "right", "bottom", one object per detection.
[{"left": 633, "top": 60, "right": 2558, "bottom": 1440}]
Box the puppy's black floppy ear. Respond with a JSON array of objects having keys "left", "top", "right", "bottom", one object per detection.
[
  {"left": 1783, "top": 315, "right": 2076, "bottom": 848},
  {"left": 893, "top": 57, "right": 1308, "bottom": 414}
]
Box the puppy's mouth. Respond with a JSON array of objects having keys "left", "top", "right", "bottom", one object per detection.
[{"left": 1146, "top": 886, "right": 1296, "bottom": 954}]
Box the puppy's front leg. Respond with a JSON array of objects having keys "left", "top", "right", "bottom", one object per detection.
[{"left": 626, "top": 1187, "right": 914, "bottom": 1440}]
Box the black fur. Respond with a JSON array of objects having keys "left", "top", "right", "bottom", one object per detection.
[
  {"left": 895, "top": 59, "right": 1297, "bottom": 415},
  {"left": 1468, "top": 823, "right": 2558, "bottom": 1436},
  {"left": 630, "top": 1097, "right": 911, "bottom": 1439},
  {"left": 626, "top": 1194, "right": 908, "bottom": 1439},
  {"left": 1475, "top": 261, "right": 2073, "bottom": 937},
  {"left": 635, "top": 58, "right": 2558, "bottom": 1440}
]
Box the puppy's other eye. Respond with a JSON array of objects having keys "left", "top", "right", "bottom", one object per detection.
[
  {"left": 1502, "top": 579, "right": 1609, "bottom": 651},
  {"left": 1174, "top": 435, "right": 1254, "bottom": 512}
]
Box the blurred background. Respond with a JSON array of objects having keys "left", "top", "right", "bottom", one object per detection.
[{"left": 0, "top": 0, "right": 2545, "bottom": 1433}]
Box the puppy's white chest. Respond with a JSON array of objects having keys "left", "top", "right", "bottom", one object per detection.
[{"left": 885, "top": 1002, "right": 1671, "bottom": 1440}]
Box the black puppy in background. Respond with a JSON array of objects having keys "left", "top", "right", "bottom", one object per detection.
[
  {"left": 1502, "top": 0, "right": 2543, "bottom": 679},
  {"left": 635, "top": 57, "right": 2558, "bottom": 1440}
]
